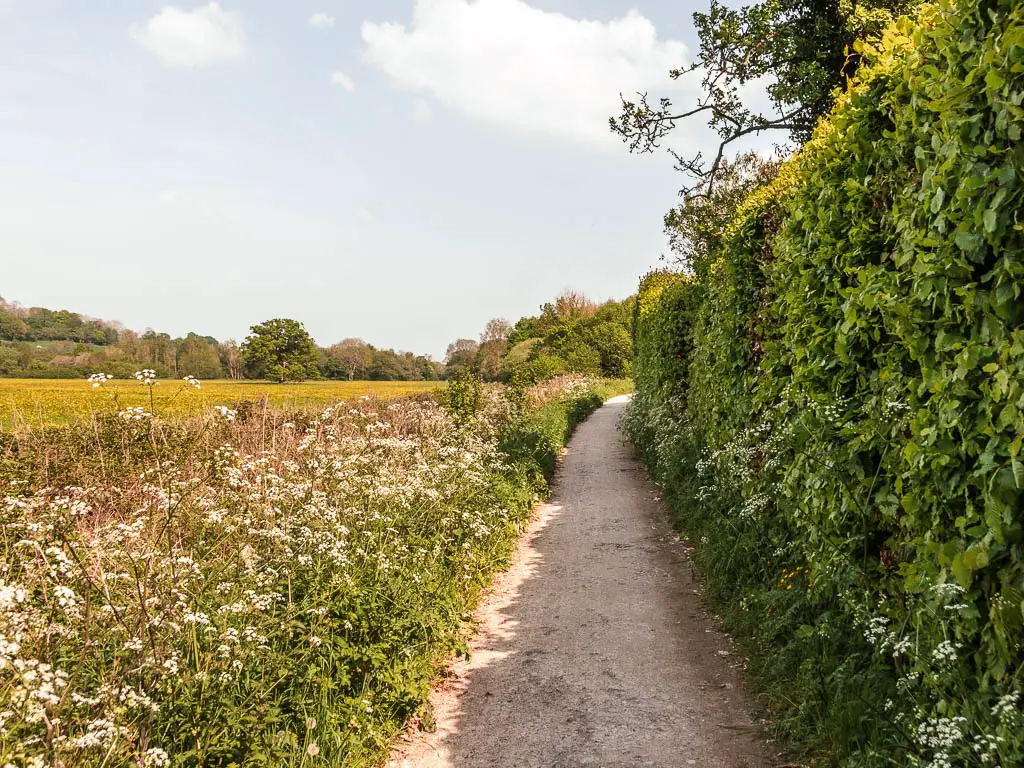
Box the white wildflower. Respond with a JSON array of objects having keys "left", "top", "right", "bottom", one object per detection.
[
  {"left": 931, "top": 640, "right": 961, "bottom": 668},
  {"left": 118, "top": 406, "right": 153, "bottom": 422},
  {"left": 991, "top": 691, "right": 1020, "bottom": 719},
  {"left": 144, "top": 748, "right": 171, "bottom": 768},
  {"left": 214, "top": 405, "right": 237, "bottom": 423}
]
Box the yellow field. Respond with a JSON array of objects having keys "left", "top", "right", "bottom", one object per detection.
[{"left": 0, "top": 379, "right": 447, "bottom": 429}]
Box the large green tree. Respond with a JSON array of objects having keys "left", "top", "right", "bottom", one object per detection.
[{"left": 240, "top": 318, "right": 320, "bottom": 382}]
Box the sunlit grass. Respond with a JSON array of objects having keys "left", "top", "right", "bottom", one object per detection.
[
  {"left": 0, "top": 377, "right": 623, "bottom": 766},
  {"left": 0, "top": 378, "right": 446, "bottom": 429}
]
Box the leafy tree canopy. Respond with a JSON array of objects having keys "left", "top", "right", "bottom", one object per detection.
[
  {"left": 665, "top": 151, "right": 782, "bottom": 274},
  {"left": 611, "top": 0, "right": 918, "bottom": 193},
  {"left": 240, "top": 318, "right": 320, "bottom": 383},
  {"left": 500, "top": 291, "right": 635, "bottom": 381}
]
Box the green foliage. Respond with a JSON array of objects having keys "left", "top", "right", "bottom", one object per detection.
[
  {"left": 241, "top": 318, "right": 321, "bottom": 382},
  {"left": 442, "top": 369, "right": 484, "bottom": 426},
  {"left": 611, "top": 0, "right": 918, "bottom": 192},
  {"left": 584, "top": 322, "right": 633, "bottom": 377},
  {"left": 359, "top": 347, "right": 443, "bottom": 382},
  {"left": 0, "top": 298, "right": 118, "bottom": 345},
  {"left": 499, "top": 293, "right": 634, "bottom": 382},
  {"left": 176, "top": 335, "right": 225, "bottom": 379},
  {"left": 0, "top": 297, "right": 442, "bottom": 383},
  {"left": 561, "top": 342, "right": 602, "bottom": 376},
  {"left": 523, "top": 354, "right": 567, "bottom": 383},
  {"left": 499, "top": 378, "right": 633, "bottom": 490},
  {"left": 627, "top": 1, "right": 1024, "bottom": 763},
  {"left": 663, "top": 152, "right": 782, "bottom": 273}
]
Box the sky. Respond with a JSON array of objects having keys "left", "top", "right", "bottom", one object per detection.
[{"left": 0, "top": 0, "right": 744, "bottom": 359}]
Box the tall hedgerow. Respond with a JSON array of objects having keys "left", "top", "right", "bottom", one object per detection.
[{"left": 626, "top": 0, "right": 1024, "bottom": 764}]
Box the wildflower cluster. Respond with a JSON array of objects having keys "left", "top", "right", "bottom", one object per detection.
[
  {"left": 87, "top": 373, "right": 113, "bottom": 388},
  {"left": 777, "top": 567, "right": 811, "bottom": 591},
  {"left": 0, "top": 376, "right": 618, "bottom": 766},
  {"left": 117, "top": 406, "right": 153, "bottom": 422},
  {"left": 213, "top": 405, "right": 236, "bottom": 423}
]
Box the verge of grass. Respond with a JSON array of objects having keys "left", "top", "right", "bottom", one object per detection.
[
  {"left": 500, "top": 378, "right": 632, "bottom": 488},
  {"left": 0, "top": 377, "right": 630, "bottom": 767}
]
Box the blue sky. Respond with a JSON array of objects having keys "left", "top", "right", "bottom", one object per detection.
[{"left": 0, "top": 0, "right": 734, "bottom": 358}]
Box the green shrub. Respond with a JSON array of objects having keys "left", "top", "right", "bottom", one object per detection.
[
  {"left": 442, "top": 368, "right": 484, "bottom": 426},
  {"left": 627, "top": 1, "right": 1024, "bottom": 764},
  {"left": 526, "top": 354, "right": 567, "bottom": 382},
  {"left": 562, "top": 343, "right": 602, "bottom": 376}
]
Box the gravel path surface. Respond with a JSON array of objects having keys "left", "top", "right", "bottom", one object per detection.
[{"left": 388, "top": 396, "right": 775, "bottom": 768}]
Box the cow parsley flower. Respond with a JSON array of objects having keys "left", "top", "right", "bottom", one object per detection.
[
  {"left": 991, "top": 691, "right": 1020, "bottom": 719},
  {"left": 931, "top": 640, "right": 961, "bottom": 668},
  {"left": 118, "top": 407, "right": 153, "bottom": 422},
  {"left": 863, "top": 616, "right": 889, "bottom": 645},
  {"left": 87, "top": 372, "right": 113, "bottom": 387},
  {"left": 214, "top": 406, "right": 237, "bottom": 423},
  {"left": 144, "top": 748, "right": 171, "bottom": 768}
]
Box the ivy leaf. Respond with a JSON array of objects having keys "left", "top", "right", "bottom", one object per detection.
[
  {"left": 955, "top": 231, "right": 984, "bottom": 251},
  {"left": 962, "top": 545, "right": 990, "bottom": 570},
  {"left": 951, "top": 553, "right": 973, "bottom": 588},
  {"left": 983, "top": 208, "right": 999, "bottom": 233}
]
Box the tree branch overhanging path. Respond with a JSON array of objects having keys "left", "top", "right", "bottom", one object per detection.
[
  {"left": 388, "top": 397, "right": 776, "bottom": 768},
  {"left": 610, "top": 0, "right": 920, "bottom": 196}
]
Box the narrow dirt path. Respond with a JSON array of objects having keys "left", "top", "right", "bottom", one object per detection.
[{"left": 388, "top": 396, "right": 775, "bottom": 768}]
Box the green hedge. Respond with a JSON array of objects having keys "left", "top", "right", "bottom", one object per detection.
[{"left": 626, "top": 0, "right": 1024, "bottom": 764}]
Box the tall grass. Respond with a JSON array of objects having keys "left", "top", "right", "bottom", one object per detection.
[{"left": 0, "top": 375, "right": 629, "bottom": 767}]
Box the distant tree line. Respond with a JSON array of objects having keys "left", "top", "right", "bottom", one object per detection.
[
  {"left": 0, "top": 298, "right": 119, "bottom": 345},
  {"left": 0, "top": 296, "right": 442, "bottom": 381},
  {"left": 0, "top": 291, "right": 633, "bottom": 382}
]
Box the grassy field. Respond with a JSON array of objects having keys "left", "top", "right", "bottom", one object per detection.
[{"left": 0, "top": 378, "right": 447, "bottom": 429}]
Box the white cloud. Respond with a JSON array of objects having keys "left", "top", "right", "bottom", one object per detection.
[
  {"left": 131, "top": 3, "right": 245, "bottom": 68},
  {"left": 330, "top": 71, "right": 355, "bottom": 92},
  {"left": 362, "top": 0, "right": 693, "bottom": 146},
  {"left": 309, "top": 12, "right": 336, "bottom": 29},
  {"left": 412, "top": 98, "right": 433, "bottom": 124}
]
